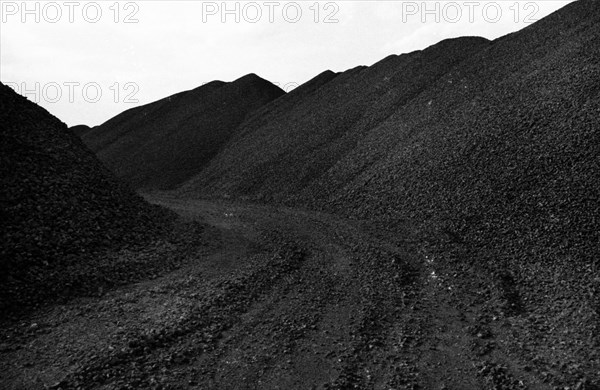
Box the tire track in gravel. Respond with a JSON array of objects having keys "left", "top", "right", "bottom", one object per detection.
[{"left": 51, "top": 236, "right": 309, "bottom": 389}]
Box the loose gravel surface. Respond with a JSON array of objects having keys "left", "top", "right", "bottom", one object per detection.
[{"left": 2, "top": 193, "right": 594, "bottom": 389}]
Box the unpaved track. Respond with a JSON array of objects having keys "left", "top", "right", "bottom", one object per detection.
[{"left": 1, "top": 194, "right": 539, "bottom": 389}]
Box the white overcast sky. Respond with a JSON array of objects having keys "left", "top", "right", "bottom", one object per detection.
[{"left": 0, "top": 0, "right": 573, "bottom": 127}]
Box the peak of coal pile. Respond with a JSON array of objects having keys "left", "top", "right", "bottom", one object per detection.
[
  {"left": 0, "top": 83, "right": 173, "bottom": 314},
  {"left": 82, "top": 74, "right": 285, "bottom": 190}
]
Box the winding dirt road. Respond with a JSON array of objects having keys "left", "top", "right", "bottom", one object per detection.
[{"left": 0, "top": 194, "right": 542, "bottom": 389}]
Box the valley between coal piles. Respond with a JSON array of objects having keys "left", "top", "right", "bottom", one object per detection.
[{"left": 1, "top": 1, "right": 600, "bottom": 389}]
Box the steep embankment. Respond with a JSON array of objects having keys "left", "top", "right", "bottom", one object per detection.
[
  {"left": 321, "top": 1, "right": 600, "bottom": 380},
  {"left": 82, "top": 74, "right": 285, "bottom": 190},
  {"left": 181, "top": 0, "right": 600, "bottom": 382},
  {"left": 0, "top": 83, "right": 175, "bottom": 314}
]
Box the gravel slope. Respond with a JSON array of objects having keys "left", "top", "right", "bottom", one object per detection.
[
  {"left": 182, "top": 37, "right": 489, "bottom": 198},
  {"left": 0, "top": 83, "right": 200, "bottom": 316}
]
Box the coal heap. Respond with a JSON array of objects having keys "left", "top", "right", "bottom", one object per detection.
[
  {"left": 183, "top": 37, "right": 490, "bottom": 198},
  {"left": 0, "top": 83, "right": 173, "bottom": 313},
  {"left": 82, "top": 74, "right": 285, "bottom": 190}
]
